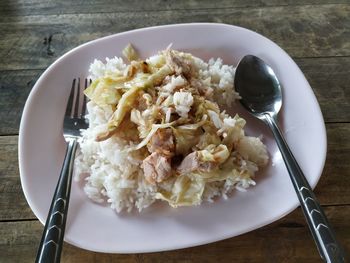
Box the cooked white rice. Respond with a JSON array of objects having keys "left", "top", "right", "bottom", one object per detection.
[{"left": 75, "top": 49, "right": 268, "bottom": 212}]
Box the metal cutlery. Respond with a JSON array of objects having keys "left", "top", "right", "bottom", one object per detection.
[
  {"left": 234, "top": 55, "right": 345, "bottom": 263},
  {"left": 36, "top": 78, "right": 89, "bottom": 263}
]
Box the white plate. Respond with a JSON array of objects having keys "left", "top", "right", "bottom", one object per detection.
[{"left": 19, "top": 23, "right": 327, "bottom": 253}]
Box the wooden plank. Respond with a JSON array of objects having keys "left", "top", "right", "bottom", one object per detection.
[
  {"left": 0, "top": 176, "right": 35, "bottom": 220},
  {"left": 0, "top": 56, "right": 349, "bottom": 136},
  {"left": 1, "top": 123, "right": 350, "bottom": 220},
  {"left": 0, "top": 205, "right": 349, "bottom": 263},
  {"left": 295, "top": 57, "right": 350, "bottom": 123},
  {"left": 0, "top": 4, "right": 349, "bottom": 71},
  {"left": 315, "top": 124, "right": 350, "bottom": 205},
  {"left": 0, "top": 70, "right": 41, "bottom": 135},
  {"left": 0, "top": 1, "right": 347, "bottom": 17},
  {"left": 0, "top": 136, "right": 18, "bottom": 178},
  {"left": 0, "top": 136, "right": 36, "bottom": 220}
]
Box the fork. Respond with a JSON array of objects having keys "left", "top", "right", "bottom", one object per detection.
[{"left": 36, "top": 79, "right": 89, "bottom": 263}]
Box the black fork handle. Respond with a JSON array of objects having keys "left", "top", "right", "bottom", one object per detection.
[{"left": 35, "top": 139, "right": 77, "bottom": 263}]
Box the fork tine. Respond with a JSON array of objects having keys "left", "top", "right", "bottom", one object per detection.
[
  {"left": 65, "top": 79, "right": 77, "bottom": 118},
  {"left": 80, "top": 78, "right": 89, "bottom": 118},
  {"left": 73, "top": 78, "right": 81, "bottom": 118}
]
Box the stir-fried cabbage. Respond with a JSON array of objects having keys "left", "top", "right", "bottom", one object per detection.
[
  {"left": 172, "top": 127, "right": 201, "bottom": 156},
  {"left": 96, "top": 85, "right": 142, "bottom": 141},
  {"left": 156, "top": 175, "right": 205, "bottom": 207},
  {"left": 125, "top": 122, "right": 175, "bottom": 152},
  {"left": 194, "top": 97, "right": 220, "bottom": 119},
  {"left": 84, "top": 79, "right": 122, "bottom": 107},
  {"left": 155, "top": 155, "right": 253, "bottom": 207},
  {"left": 123, "top": 43, "right": 139, "bottom": 62},
  {"left": 93, "top": 64, "right": 174, "bottom": 141},
  {"left": 196, "top": 126, "right": 221, "bottom": 149},
  {"left": 198, "top": 144, "right": 230, "bottom": 164}
]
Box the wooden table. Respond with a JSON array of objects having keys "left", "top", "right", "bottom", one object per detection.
[{"left": 1, "top": 1, "right": 349, "bottom": 262}]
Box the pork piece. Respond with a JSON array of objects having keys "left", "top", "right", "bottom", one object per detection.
[
  {"left": 177, "top": 151, "right": 216, "bottom": 175},
  {"left": 148, "top": 128, "right": 175, "bottom": 157},
  {"left": 143, "top": 152, "right": 172, "bottom": 184}
]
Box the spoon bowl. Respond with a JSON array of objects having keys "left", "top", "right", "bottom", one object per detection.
[{"left": 234, "top": 55, "right": 282, "bottom": 118}]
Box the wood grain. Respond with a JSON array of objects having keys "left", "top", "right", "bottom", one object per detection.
[
  {"left": 0, "top": 0, "right": 348, "bottom": 16},
  {"left": 0, "top": 136, "right": 36, "bottom": 220},
  {"left": 0, "top": 70, "right": 41, "bottom": 135},
  {"left": 315, "top": 124, "right": 350, "bottom": 205},
  {"left": 0, "top": 4, "right": 349, "bottom": 71},
  {"left": 1, "top": 1, "right": 349, "bottom": 262},
  {"left": 0, "top": 206, "right": 348, "bottom": 263},
  {"left": 295, "top": 57, "right": 350, "bottom": 123}
]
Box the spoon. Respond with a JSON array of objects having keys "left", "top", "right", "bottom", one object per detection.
[{"left": 234, "top": 55, "right": 345, "bottom": 263}]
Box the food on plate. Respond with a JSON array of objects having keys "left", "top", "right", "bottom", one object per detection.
[{"left": 75, "top": 44, "right": 268, "bottom": 212}]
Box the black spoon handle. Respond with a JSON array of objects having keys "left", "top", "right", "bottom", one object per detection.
[{"left": 264, "top": 113, "right": 345, "bottom": 263}]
